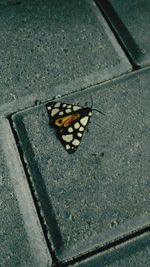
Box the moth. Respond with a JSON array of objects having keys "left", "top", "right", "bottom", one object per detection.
[{"left": 46, "top": 101, "right": 93, "bottom": 153}]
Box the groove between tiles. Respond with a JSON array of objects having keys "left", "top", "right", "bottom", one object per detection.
[
  {"left": 8, "top": 116, "right": 60, "bottom": 267},
  {"left": 95, "top": 0, "right": 140, "bottom": 70}
]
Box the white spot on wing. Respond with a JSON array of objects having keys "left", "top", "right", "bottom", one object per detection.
[
  {"left": 59, "top": 111, "right": 64, "bottom": 115},
  {"left": 80, "top": 116, "right": 89, "bottom": 126},
  {"left": 67, "top": 105, "right": 72, "bottom": 108},
  {"left": 73, "top": 106, "right": 81, "bottom": 111},
  {"left": 66, "top": 144, "right": 70, "bottom": 150},
  {"left": 72, "top": 139, "right": 80, "bottom": 146},
  {"left": 62, "top": 134, "right": 73, "bottom": 142},
  {"left": 54, "top": 102, "right": 61, "bottom": 107},
  {"left": 63, "top": 104, "right": 67, "bottom": 107},
  {"left": 68, "top": 127, "right": 73, "bottom": 133},
  {"left": 77, "top": 132, "right": 82, "bottom": 137},
  {"left": 74, "top": 122, "right": 80, "bottom": 129},
  {"left": 47, "top": 106, "right": 52, "bottom": 110},
  {"left": 65, "top": 109, "right": 72, "bottom": 113},
  {"left": 51, "top": 108, "right": 59, "bottom": 117},
  {"left": 79, "top": 126, "right": 84, "bottom": 131}
]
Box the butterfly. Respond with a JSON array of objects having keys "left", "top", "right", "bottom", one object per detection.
[{"left": 46, "top": 101, "right": 93, "bottom": 153}]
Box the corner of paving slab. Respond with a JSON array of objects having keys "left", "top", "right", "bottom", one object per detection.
[{"left": 9, "top": 67, "right": 150, "bottom": 263}]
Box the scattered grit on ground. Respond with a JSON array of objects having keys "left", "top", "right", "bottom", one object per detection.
[{"left": 0, "top": 1, "right": 150, "bottom": 266}]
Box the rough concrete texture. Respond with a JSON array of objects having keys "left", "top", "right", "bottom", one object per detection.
[
  {"left": 12, "top": 68, "right": 150, "bottom": 262},
  {"left": 0, "top": 0, "right": 131, "bottom": 115},
  {"left": 0, "top": 119, "right": 52, "bottom": 267},
  {"left": 97, "top": 0, "right": 150, "bottom": 67},
  {"left": 70, "top": 232, "right": 150, "bottom": 267}
]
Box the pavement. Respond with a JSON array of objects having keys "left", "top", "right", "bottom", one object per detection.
[{"left": 0, "top": 0, "right": 149, "bottom": 266}]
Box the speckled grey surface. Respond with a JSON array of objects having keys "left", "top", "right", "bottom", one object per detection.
[
  {"left": 12, "top": 68, "right": 150, "bottom": 262},
  {"left": 70, "top": 232, "right": 150, "bottom": 267},
  {"left": 0, "top": 0, "right": 149, "bottom": 266},
  {"left": 0, "top": 119, "right": 52, "bottom": 267},
  {"left": 0, "top": 0, "right": 131, "bottom": 115},
  {"left": 98, "top": 0, "right": 150, "bottom": 67}
]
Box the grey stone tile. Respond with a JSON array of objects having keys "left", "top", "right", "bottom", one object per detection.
[
  {"left": 70, "top": 232, "right": 150, "bottom": 267},
  {"left": 12, "top": 67, "right": 150, "bottom": 262},
  {"left": 0, "top": 0, "right": 131, "bottom": 115},
  {"left": 0, "top": 119, "right": 52, "bottom": 267},
  {"left": 97, "top": 0, "right": 150, "bottom": 67}
]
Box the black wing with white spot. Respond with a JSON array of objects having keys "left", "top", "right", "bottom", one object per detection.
[
  {"left": 46, "top": 101, "right": 92, "bottom": 153},
  {"left": 46, "top": 101, "right": 82, "bottom": 125},
  {"left": 60, "top": 113, "right": 92, "bottom": 153}
]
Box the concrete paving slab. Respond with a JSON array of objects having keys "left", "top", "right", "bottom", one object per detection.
[
  {"left": 70, "top": 232, "right": 150, "bottom": 267},
  {"left": 97, "top": 0, "right": 150, "bottom": 67},
  {"left": 0, "top": 0, "right": 131, "bottom": 115},
  {"left": 12, "top": 67, "right": 150, "bottom": 262},
  {"left": 0, "top": 119, "right": 52, "bottom": 266}
]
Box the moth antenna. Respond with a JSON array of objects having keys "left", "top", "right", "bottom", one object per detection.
[
  {"left": 92, "top": 108, "right": 105, "bottom": 116},
  {"left": 90, "top": 95, "right": 105, "bottom": 115},
  {"left": 90, "top": 95, "right": 94, "bottom": 109}
]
